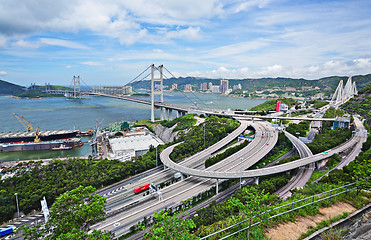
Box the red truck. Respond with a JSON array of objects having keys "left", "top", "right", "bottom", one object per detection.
[{"left": 134, "top": 183, "right": 150, "bottom": 194}]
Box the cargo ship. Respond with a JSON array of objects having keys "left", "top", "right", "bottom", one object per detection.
[
  {"left": 0, "top": 138, "right": 83, "bottom": 152},
  {"left": 0, "top": 130, "right": 79, "bottom": 144}
]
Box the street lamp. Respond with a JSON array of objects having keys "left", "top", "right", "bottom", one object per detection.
[
  {"left": 240, "top": 158, "right": 243, "bottom": 189},
  {"left": 14, "top": 193, "right": 20, "bottom": 218},
  {"left": 155, "top": 146, "right": 158, "bottom": 166},
  {"left": 203, "top": 124, "right": 206, "bottom": 147}
]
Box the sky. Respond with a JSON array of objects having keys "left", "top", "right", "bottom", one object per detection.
[{"left": 1, "top": 0, "right": 371, "bottom": 86}]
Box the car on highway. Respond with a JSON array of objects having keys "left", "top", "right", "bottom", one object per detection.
[{"left": 134, "top": 183, "right": 150, "bottom": 194}]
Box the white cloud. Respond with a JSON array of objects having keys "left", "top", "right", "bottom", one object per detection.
[
  {"left": 353, "top": 58, "right": 371, "bottom": 69},
  {"left": 39, "top": 38, "right": 89, "bottom": 49},
  {"left": 0, "top": 71, "right": 7, "bottom": 76},
  {"left": 65, "top": 65, "right": 72, "bottom": 69},
  {"left": 12, "top": 40, "right": 39, "bottom": 49},
  {"left": 80, "top": 61, "right": 101, "bottom": 66},
  {"left": 0, "top": 36, "right": 7, "bottom": 48},
  {"left": 166, "top": 27, "right": 201, "bottom": 40}
]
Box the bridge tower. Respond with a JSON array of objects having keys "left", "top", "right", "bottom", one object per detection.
[
  {"left": 151, "top": 64, "right": 164, "bottom": 122},
  {"left": 73, "top": 75, "right": 81, "bottom": 98},
  {"left": 330, "top": 80, "right": 344, "bottom": 106},
  {"left": 330, "top": 76, "right": 357, "bottom": 107}
]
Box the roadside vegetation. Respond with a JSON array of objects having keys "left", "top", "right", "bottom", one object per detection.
[
  {"left": 22, "top": 186, "right": 113, "bottom": 240},
  {"left": 160, "top": 114, "right": 197, "bottom": 131},
  {"left": 308, "top": 100, "right": 328, "bottom": 109}
]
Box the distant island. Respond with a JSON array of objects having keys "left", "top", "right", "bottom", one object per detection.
[{"left": 0, "top": 80, "right": 74, "bottom": 99}]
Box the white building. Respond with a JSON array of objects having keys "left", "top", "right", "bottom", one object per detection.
[{"left": 109, "top": 134, "right": 163, "bottom": 160}]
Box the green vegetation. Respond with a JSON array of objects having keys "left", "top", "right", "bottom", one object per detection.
[
  {"left": 0, "top": 79, "right": 25, "bottom": 95},
  {"left": 308, "top": 100, "right": 328, "bottom": 109},
  {"left": 250, "top": 98, "right": 297, "bottom": 111},
  {"left": 290, "top": 110, "right": 312, "bottom": 117},
  {"left": 144, "top": 210, "right": 199, "bottom": 240},
  {"left": 160, "top": 114, "right": 197, "bottom": 131},
  {"left": 23, "top": 186, "right": 113, "bottom": 240},
  {"left": 205, "top": 141, "right": 249, "bottom": 168},
  {"left": 341, "top": 83, "right": 371, "bottom": 126},
  {"left": 308, "top": 127, "right": 352, "bottom": 154},
  {"left": 286, "top": 121, "right": 310, "bottom": 137},
  {"left": 14, "top": 90, "right": 62, "bottom": 99},
  {"left": 170, "top": 116, "right": 239, "bottom": 161}
]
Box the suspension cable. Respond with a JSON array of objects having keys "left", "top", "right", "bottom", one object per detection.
[
  {"left": 163, "top": 66, "right": 208, "bottom": 108},
  {"left": 125, "top": 64, "right": 152, "bottom": 86}
]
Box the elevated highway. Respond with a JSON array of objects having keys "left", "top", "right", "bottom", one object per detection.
[
  {"left": 276, "top": 131, "right": 314, "bottom": 199},
  {"left": 159, "top": 117, "right": 364, "bottom": 179}
]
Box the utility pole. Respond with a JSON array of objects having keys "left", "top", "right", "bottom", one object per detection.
[
  {"left": 14, "top": 193, "right": 20, "bottom": 218},
  {"left": 156, "top": 146, "right": 158, "bottom": 166}
]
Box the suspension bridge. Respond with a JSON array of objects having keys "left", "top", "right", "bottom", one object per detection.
[{"left": 52, "top": 64, "right": 356, "bottom": 122}]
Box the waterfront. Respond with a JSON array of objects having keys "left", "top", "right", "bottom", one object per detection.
[{"left": 0, "top": 92, "right": 267, "bottom": 162}]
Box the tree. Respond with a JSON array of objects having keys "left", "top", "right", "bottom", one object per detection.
[
  {"left": 143, "top": 210, "right": 199, "bottom": 240},
  {"left": 351, "top": 151, "right": 371, "bottom": 194},
  {"left": 23, "top": 186, "right": 113, "bottom": 240}
]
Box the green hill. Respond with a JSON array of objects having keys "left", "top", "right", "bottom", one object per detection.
[
  {"left": 129, "top": 74, "right": 371, "bottom": 95},
  {"left": 0, "top": 79, "right": 25, "bottom": 95}
]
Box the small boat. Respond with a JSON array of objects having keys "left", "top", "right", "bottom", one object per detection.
[{"left": 52, "top": 144, "right": 73, "bottom": 151}]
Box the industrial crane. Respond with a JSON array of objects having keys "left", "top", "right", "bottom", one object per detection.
[
  {"left": 13, "top": 113, "right": 40, "bottom": 142},
  {"left": 13, "top": 113, "right": 34, "bottom": 132}
]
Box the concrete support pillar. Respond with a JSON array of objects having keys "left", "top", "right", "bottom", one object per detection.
[
  {"left": 168, "top": 109, "right": 173, "bottom": 121},
  {"left": 254, "top": 177, "right": 259, "bottom": 185},
  {"left": 216, "top": 179, "right": 219, "bottom": 194},
  {"left": 177, "top": 111, "right": 180, "bottom": 118},
  {"left": 160, "top": 107, "right": 165, "bottom": 121}
]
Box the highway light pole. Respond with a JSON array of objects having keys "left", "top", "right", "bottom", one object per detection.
[
  {"left": 156, "top": 146, "right": 158, "bottom": 166},
  {"left": 203, "top": 123, "right": 206, "bottom": 147},
  {"left": 240, "top": 157, "right": 243, "bottom": 189},
  {"left": 14, "top": 193, "right": 20, "bottom": 218}
]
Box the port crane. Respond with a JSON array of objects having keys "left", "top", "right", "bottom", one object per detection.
[{"left": 13, "top": 113, "right": 41, "bottom": 142}]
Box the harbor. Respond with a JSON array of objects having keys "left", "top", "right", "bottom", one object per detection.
[{"left": 0, "top": 93, "right": 266, "bottom": 162}]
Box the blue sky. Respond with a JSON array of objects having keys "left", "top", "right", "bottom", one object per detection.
[{"left": 1, "top": 0, "right": 371, "bottom": 86}]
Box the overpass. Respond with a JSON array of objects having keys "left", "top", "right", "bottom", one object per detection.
[{"left": 159, "top": 117, "right": 365, "bottom": 179}]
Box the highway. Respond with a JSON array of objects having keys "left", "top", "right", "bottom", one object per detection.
[
  {"left": 276, "top": 131, "right": 314, "bottom": 199},
  {"left": 159, "top": 118, "right": 364, "bottom": 179},
  {"left": 92, "top": 120, "right": 278, "bottom": 236},
  {"left": 313, "top": 117, "right": 367, "bottom": 183},
  {"left": 102, "top": 120, "right": 249, "bottom": 213}
]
